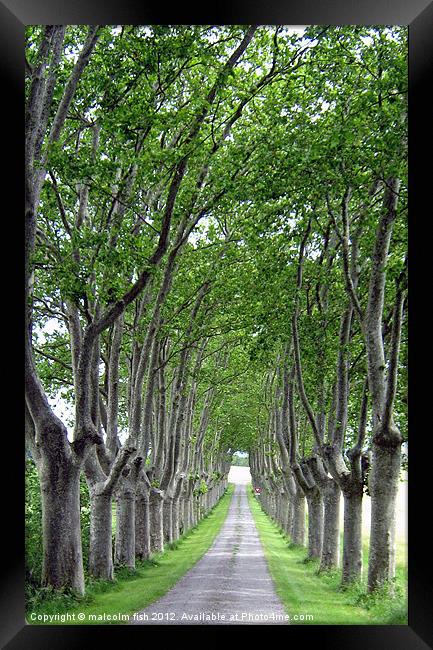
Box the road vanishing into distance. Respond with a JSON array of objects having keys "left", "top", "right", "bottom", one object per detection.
[{"left": 132, "top": 467, "right": 288, "bottom": 625}]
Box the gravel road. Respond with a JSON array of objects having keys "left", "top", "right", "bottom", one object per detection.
[{"left": 131, "top": 480, "right": 288, "bottom": 625}]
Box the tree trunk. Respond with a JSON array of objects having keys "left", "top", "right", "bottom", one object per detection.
[
  {"left": 193, "top": 494, "right": 200, "bottom": 525},
  {"left": 163, "top": 497, "right": 174, "bottom": 545},
  {"left": 275, "top": 492, "right": 281, "bottom": 527},
  {"left": 367, "top": 441, "right": 401, "bottom": 592},
  {"left": 172, "top": 497, "right": 181, "bottom": 541},
  {"left": 149, "top": 489, "right": 164, "bottom": 553},
  {"left": 306, "top": 490, "right": 323, "bottom": 559},
  {"left": 291, "top": 490, "right": 306, "bottom": 545},
  {"left": 180, "top": 497, "right": 187, "bottom": 534},
  {"left": 198, "top": 493, "right": 205, "bottom": 520},
  {"left": 342, "top": 488, "right": 363, "bottom": 584},
  {"left": 88, "top": 491, "right": 114, "bottom": 580},
  {"left": 279, "top": 492, "right": 289, "bottom": 531},
  {"left": 285, "top": 499, "right": 294, "bottom": 537},
  {"left": 187, "top": 493, "right": 194, "bottom": 529},
  {"left": 115, "top": 490, "right": 135, "bottom": 568},
  {"left": 187, "top": 497, "right": 194, "bottom": 529},
  {"left": 135, "top": 490, "right": 151, "bottom": 561},
  {"left": 40, "top": 462, "right": 85, "bottom": 594},
  {"left": 319, "top": 481, "right": 341, "bottom": 571},
  {"left": 182, "top": 497, "right": 189, "bottom": 533}
]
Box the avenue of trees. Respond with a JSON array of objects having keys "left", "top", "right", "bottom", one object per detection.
[{"left": 25, "top": 25, "right": 407, "bottom": 601}]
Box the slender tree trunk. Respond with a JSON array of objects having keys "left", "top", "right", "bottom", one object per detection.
[
  {"left": 269, "top": 490, "right": 277, "bottom": 520},
  {"left": 307, "top": 456, "right": 341, "bottom": 571},
  {"left": 171, "top": 478, "right": 184, "bottom": 541},
  {"left": 163, "top": 496, "right": 174, "bottom": 545},
  {"left": 181, "top": 488, "right": 191, "bottom": 533},
  {"left": 194, "top": 494, "right": 201, "bottom": 524},
  {"left": 135, "top": 488, "right": 151, "bottom": 561},
  {"left": 285, "top": 499, "right": 294, "bottom": 537},
  {"left": 320, "top": 482, "right": 340, "bottom": 571},
  {"left": 278, "top": 492, "right": 289, "bottom": 530},
  {"left": 199, "top": 493, "right": 206, "bottom": 520},
  {"left": 291, "top": 489, "right": 306, "bottom": 545},
  {"left": 187, "top": 497, "right": 193, "bottom": 529},
  {"left": 180, "top": 496, "right": 188, "bottom": 534},
  {"left": 305, "top": 489, "right": 324, "bottom": 559},
  {"left": 172, "top": 497, "right": 181, "bottom": 541},
  {"left": 149, "top": 489, "right": 164, "bottom": 553},
  {"left": 342, "top": 488, "right": 363, "bottom": 584}
]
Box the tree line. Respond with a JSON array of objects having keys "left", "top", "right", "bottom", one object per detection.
[{"left": 25, "top": 25, "right": 407, "bottom": 598}]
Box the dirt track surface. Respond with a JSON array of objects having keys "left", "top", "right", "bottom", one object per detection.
[{"left": 131, "top": 482, "right": 288, "bottom": 625}]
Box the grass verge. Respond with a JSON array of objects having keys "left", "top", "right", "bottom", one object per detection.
[
  {"left": 27, "top": 484, "right": 233, "bottom": 625},
  {"left": 247, "top": 486, "right": 407, "bottom": 625}
]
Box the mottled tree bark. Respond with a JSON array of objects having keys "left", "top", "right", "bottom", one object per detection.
[
  {"left": 308, "top": 455, "right": 340, "bottom": 571},
  {"left": 320, "top": 483, "right": 340, "bottom": 570},
  {"left": 135, "top": 483, "right": 151, "bottom": 561},
  {"left": 171, "top": 476, "right": 185, "bottom": 541},
  {"left": 115, "top": 490, "right": 136, "bottom": 568},
  {"left": 293, "top": 461, "right": 323, "bottom": 559},
  {"left": 368, "top": 439, "right": 401, "bottom": 590},
  {"left": 291, "top": 487, "right": 306, "bottom": 545},
  {"left": 305, "top": 491, "right": 324, "bottom": 559},
  {"left": 149, "top": 488, "right": 165, "bottom": 553},
  {"left": 89, "top": 492, "right": 114, "bottom": 579},
  {"left": 40, "top": 461, "right": 85, "bottom": 593},
  {"left": 114, "top": 458, "right": 143, "bottom": 568},
  {"left": 342, "top": 489, "right": 363, "bottom": 583},
  {"left": 163, "top": 497, "right": 174, "bottom": 545},
  {"left": 171, "top": 497, "right": 181, "bottom": 541}
]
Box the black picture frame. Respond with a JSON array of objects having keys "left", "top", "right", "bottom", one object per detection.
[{"left": 9, "top": 1, "right": 433, "bottom": 647}]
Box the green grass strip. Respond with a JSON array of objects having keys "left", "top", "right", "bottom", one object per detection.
[
  {"left": 247, "top": 486, "right": 407, "bottom": 625},
  {"left": 28, "top": 484, "right": 234, "bottom": 626}
]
